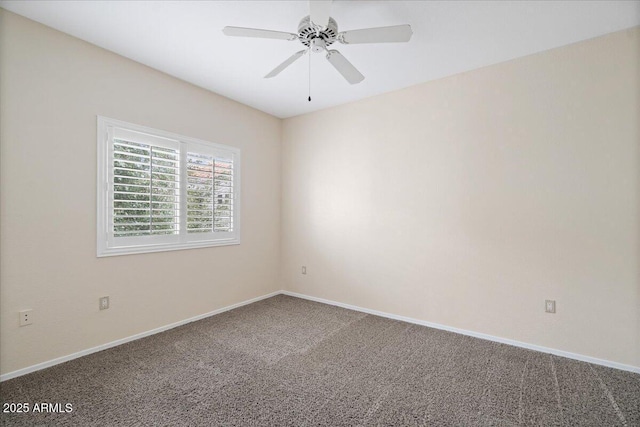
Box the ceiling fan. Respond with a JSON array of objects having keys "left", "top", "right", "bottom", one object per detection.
[{"left": 222, "top": 0, "right": 413, "bottom": 86}]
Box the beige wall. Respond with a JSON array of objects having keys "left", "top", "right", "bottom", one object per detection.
[
  {"left": 0, "top": 11, "right": 282, "bottom": 375},
  {"left": 282, "top": 28, "right": 640, "bottom": 367}
]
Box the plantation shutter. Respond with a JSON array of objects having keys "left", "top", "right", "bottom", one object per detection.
[
  {"left": 108, "top": 128, "right": 180, "bottom": 246},
  {"left": 186, "top": 145, "right": 235, "bottom": 237},
  {"left": 98, "top": 117, "right": 240, "bottom": 256},
  {"left": 213, "top": 158, "right": 234, "bottom": 232}
]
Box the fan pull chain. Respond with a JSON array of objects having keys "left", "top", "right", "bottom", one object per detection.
[{"left": 308, "top": 48, "right": 312, "bottom": 102}]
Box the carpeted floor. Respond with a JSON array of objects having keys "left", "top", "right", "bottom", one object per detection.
[{"left": 1, "top": 295, "right": 638, "bottom": 426}]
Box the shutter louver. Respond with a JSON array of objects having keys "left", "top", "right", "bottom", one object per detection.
[{"left": 112, "top": 139, "right": 180, "bottom": 237}]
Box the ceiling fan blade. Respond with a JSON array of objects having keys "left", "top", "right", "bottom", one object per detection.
[
  {"left": 223, "top": 26, "right": 297, "bottom": 41},
  {"left": 325, "top": 50, "right": 364, "bottom": 85},
  {"left": 339, "top": 24, "right": 413, "bottom": 44},
  {"left": 265, "top": 50, "right": 307, "bottom": 78},
  {"left": 309, "top": 0, "right": 332, "bottom": 28}
]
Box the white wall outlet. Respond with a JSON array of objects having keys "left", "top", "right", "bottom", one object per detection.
[
  {"left": 302, "top": 266, "right": 307, "bottom": 275},
  {"left": 99, "top": 296, "right": 110, "bottom": 310},
  {"left": 19, "top": 310, "right": 33, "bottom": 326},
  {"left": 545, "top": 300, "right": 556, "bottom": 313}
]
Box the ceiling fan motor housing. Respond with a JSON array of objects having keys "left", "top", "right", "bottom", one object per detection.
[{"left": 298, "top": 16, "right": 338, "bottom": 51}]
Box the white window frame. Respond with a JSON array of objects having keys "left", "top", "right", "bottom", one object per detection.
[{"left": 97, "top": 116, "right": 241, "bottom": 257}]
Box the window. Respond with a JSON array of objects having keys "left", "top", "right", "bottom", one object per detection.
[{"left": 97, "top": 117, "right": 240, "bottom": 256}]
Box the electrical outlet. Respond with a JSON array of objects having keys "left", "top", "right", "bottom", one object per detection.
[
  {"left": 545, "top": 300, "right": 556, "bottom": 313},
  {"left": 99, "top": 296, "right": 110, "bottom": 310},
  {"left": 19, "top": 310, "right": 33, "bottom": 326},
  {"left": 302, "top": 266, "right": 307, "bottom": 275}
]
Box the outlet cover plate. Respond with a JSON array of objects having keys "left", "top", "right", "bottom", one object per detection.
[
  {"left": 19, "top": 309, "right": 33, "bottom": 326},
  {"left": 545, "top": 300, "right": 556, "bottom": 313}
]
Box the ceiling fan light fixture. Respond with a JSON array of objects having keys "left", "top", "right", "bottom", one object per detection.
[{"left": 310, "top": 38, "right": 327, "bottom": 53}]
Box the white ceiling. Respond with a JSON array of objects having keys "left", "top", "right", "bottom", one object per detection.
[{"left": 2, "top": 1, "right": 639, "bottom": 118}]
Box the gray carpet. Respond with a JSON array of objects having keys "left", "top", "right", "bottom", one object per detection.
[{"left": 1, "top": 295, "right": 638, "bottom": 426}]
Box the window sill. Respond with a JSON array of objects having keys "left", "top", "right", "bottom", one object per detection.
[{"left": 97, "top": 238, "right": 240, "bottom": 257}]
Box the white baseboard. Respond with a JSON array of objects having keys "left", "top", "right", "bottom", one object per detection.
[
  {"left": 0, "top": 291, "right": 281, "bottom": 382},
  {"left": 282, "top": 290, "right": 640, "bottom": 374},
  {"left": 3, "top": 289, "right": 638, "bottom": 381}
]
